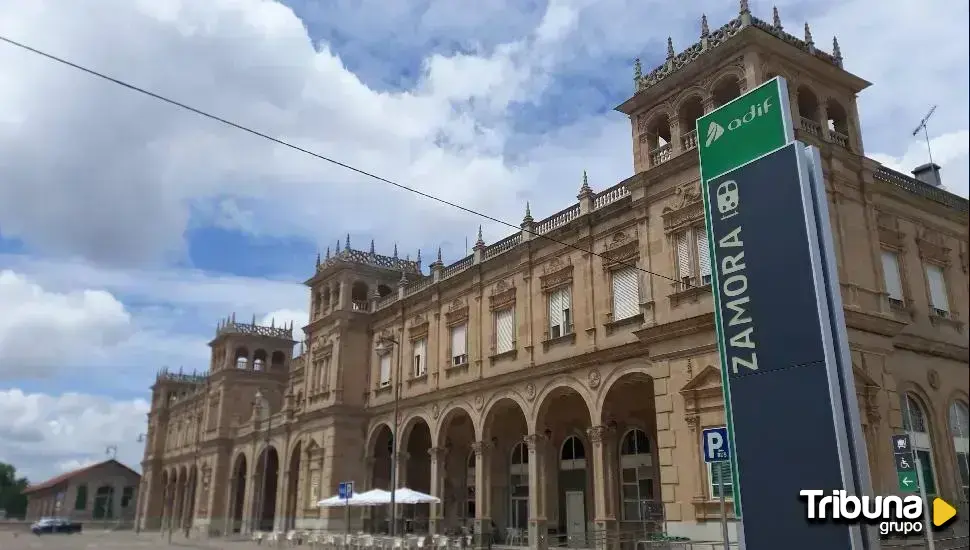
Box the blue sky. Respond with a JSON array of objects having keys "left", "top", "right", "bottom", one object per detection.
[{"left": 0, "top": 0, "right": 967, "bottom": 480}]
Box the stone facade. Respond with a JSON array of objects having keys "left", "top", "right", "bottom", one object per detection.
[
  {"left": 137, "top": 5, "right": 970, "bottom": 547},
  {"left": 24, "top": 459, "right": 140, "bottom": 524}
]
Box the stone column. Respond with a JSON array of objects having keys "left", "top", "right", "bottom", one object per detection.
[
  {"left": 472, "top": 441, "right": 493, "bottom": 549},
  {"left": 525, "top": 433, "right": 548, "bottom": 550},
  {"left": 588, "top": 425, "right": 617, "bottom": 547},
  {"left": 275, "top": 468, "right": 289, "bottom": 531},
  {"left": 428, "top": 447, "right": 446, "bottom": 534}
]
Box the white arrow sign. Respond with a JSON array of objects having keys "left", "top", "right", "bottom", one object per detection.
[{"left": 901, "top": 477, "right": 914, "bottom": 487}]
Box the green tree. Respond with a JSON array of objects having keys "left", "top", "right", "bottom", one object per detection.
[{"left": 0, "top": 462, "right": 29, "bottom": 518}]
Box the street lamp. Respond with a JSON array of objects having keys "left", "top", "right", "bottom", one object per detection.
[
  {"left": 375, "top": 334, "right": 402, "bottom": 538},
  {"left": 134, "top": 433, "right": 146, "bottom": 534}
]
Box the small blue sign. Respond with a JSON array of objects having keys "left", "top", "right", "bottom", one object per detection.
[
  {"left": 338, "top": 481, "right": 354, "bottom": 500},
  {"left": 702, "top": 427, "right": 730, "bottom": 463}
]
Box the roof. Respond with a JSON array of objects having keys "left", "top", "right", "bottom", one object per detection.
[{"left": 23, "top": 459, "right": 140, "bottom": 495}]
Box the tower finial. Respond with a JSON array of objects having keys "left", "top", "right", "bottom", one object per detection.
[
  {"left": 804, "top": 22, "right": 814, "bottom": 46},
  {"left": 578, "top": 171, "right": 592, "bottom": 196},
  {"left": 633, "top": 57, "right": 642, "bottom": 84},
  {"left": 477, "top": 225, "right": 484, "bottom": 243},
  {"left": 393, "top": 243, "right": 398, "bottom": 258},
  {"left": 416, "top": 249, "right": 422, "bottom": 266},
  {"left": 251, "top": 313, "right": 256, "bottom": 325},
  {"left": 370, "top": 239, "right": 375, "bottom": 254},
  {"left": 772, "top": 6, "right": 782, "bottom": 29},
  {"left": 666, "top": 37, "right": 675, "bottom": 59},
  {"left": 832, "top": 36, "right": 843, "bottom": 65},
  {"left": 437, "top": 247, "right": 443, "bottom": 263},
  {"left": 315, "top": 252, "right": 320, "bottom": 267},
  {"left": 325, "top": 246, "right": 330, "bottom": 260},
  {"left": 739, "top": 0, "right": 750, "bottom": 15},
  {"left": 344, "top": 234, "right": 350, "bottom": 251},
  {"left": 701, "top": 14, "right": 710, "bottom": 37},
  {"left": 336, "top": 239, "right": 340, "bottom": 254}
]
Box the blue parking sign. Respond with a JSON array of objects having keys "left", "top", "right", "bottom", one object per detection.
[
  {"left": 702, "top": 427, "right": 731, "bottom": 463},
  {"left": 338, "top": 481, "right": 354, "bottom": 500}
]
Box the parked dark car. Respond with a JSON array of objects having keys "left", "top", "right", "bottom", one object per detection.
[{"left": 31, "top": 517, "right": 83, "bottom": 535}]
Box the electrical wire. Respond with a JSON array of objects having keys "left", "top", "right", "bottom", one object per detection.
[{"left": 0, "top": 34, "right": 699, "bottom": 289}]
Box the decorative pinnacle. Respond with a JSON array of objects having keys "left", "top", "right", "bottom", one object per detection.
[
  {"left": 666, "top": 37, "right": 675, "bottom": 59},
  {"left": 325, "top": 246, "right": 330, "bottom": 260},
  {"left": 832, "top": 36, "right": 843, "bottom": 64},
  {"left": 633, "top": 58, "right": 642, "bottom": 82},
  {"left": 315, "top": 252, "right": 320, "bottom": 267},
  {"left": 522, "top": 202, "right": 534, "bottom": 225},
  {"left": 578, "top": 170, "right": 593, "bottom": 196},
  {"left": 398, "top": 269, "right": 408, "bottom": 286},
  {"left": 251, "top": 314, "right": 256, "bottom": 325},
  {"left": 701, "top": 14, "right": 709, "bottom": 37},
  {"left": 370, "top": 239, "right": 375, "bottom": 255},
  {"left": 335, "top": 239, "right": 340, "bottom": 254},
  {"left": 436, "top": 247, "right": 443, "bottom": 264},
  {"left": 772, "top": 6, "right": 782, "bottom": 29},
  {"left": 474, "top": 225, "right": 485, "bottom": 248},
  {"left": 416, "top": 249, "right": 422, "bottom": 266},
  {"left": 344, "top": 234, "right": 350, "bottom": 251},
  {"left": 804, "top": 22, "right": 814, "bottom": 46},
  {"left": 393, "top": 243, "right": 398, "bottom": 258},
  {"left": 739, "top": 0, "right": 750, "bottom": 14}
]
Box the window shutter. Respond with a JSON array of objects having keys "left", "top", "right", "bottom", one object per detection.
[
  {"left": 881, "top": 251, "right": 903, "bottom": 300},
  {"left": 379, "top": 355, "right": 391, "bottom": 385},
  {"left": 696, "top": 229, "right": 711, "bottom": 280},
  {"left": 548, "top": 289, "right": 563, "bottom": 329},
  {"left": 495, "top": 308, "right": 515, "bottom": 354},
  {"left": 561, "top": 286, "right": 572, "bottom": 330},
  {"left": 925, "top": 264, "right": 948, "bottom": 312},
  {"left": 452, "top": 324, "right": 467, "bottom": 358},
  {"left": 676, "top": 232, "right": 692, "bottom": 278},
  {"left": 612, "top": 266, "right": 640, "bottom": 320},
  {"left": 413, "top": 339, "right": 426, "bottom": 376}
]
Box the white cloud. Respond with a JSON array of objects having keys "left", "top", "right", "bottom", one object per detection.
[
  {"left": 0, "top": 389, "right": 149, "bottom": 483},
  {"left": 870, "top": 130, "right": 970, "bottom": 198},
  {"left": 0, "top": 270, "right": 133, "bottom": 377}
]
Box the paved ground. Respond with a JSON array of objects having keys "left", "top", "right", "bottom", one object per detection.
[{"left": 0, "top": 531, "right": 264, "bottom": 550}]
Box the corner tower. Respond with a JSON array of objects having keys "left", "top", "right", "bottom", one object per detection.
[{"left": 616, "top": 1, "right": 870, "bottom": 176}]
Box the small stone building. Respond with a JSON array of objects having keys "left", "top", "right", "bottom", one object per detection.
[{"left": 24, "top": 459, "right": 141, "bottom": 523}]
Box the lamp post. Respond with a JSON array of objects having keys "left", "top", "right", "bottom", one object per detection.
[
  {"left": 375, "top": 334, "right": 402, "bottom": 538},
  {"left": 135, "top": 433, "right": 146, "bottom": 534}
]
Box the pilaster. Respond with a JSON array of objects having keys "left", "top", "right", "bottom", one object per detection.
[
  {"left": 428, "top": 446, "right": 446, "bottom": 534},
  {"left": 525, "top": 433, "right": 548, "bottom": 550}
]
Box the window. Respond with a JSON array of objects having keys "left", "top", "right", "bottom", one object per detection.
[
  {"left": 121, "top": 486, "right": 135, "bottom": 508},
  {"left": 319, "top": 356, "right": 331, "bottom": 390},
  {"left": 881, "top": 251, "right": 904, "bottom": 303},
  {"left": 93, "top": 485, "right": 115, "bottom": 520},
  {"left": 494, "top": 308, "right": 515, "bottom": 354},
  {"left": 901, "top": 393, "right": 938, "bottom": 497},
  {"left": 620, "top": 429, "right": 655, "bottom": 521},
  {"left": 674, "top": 227, "right": 711, "bottom": 288},
  {"left": 925, "top": 264, "right": 949, "bottom": 315},
  {"left": 466, "top": 452, "right": 476, "bottom": 521},
  {"left": 949, "top": 401, "right": 969, "bottom": 502},
  {"left": 451, "top": 323, "right": 468, "bottom": 366},
  {"left": 560, "top": 436, "right": 586, "bottom": 471},
  {"left": 509, "top": 442, "right": 529, "bottom": 530},
  {"left": 412, "top": 338, "right": 427, "bottom": 378},
  {"left": 378, "top": 354, "right": 391, "bottom": 388},
  {"left": 611, "top": 266, "right": 640, "bottom": 321},
  {"left": 74, "top": 484, "right": 88, "bottom": 511},
  {"left": 548, "top": 286, "right": 572, "bottom": 339}
]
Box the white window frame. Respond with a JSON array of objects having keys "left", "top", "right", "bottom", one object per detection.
[
  {"left": 881, "top": 250, "right": 904, "bottom": 302},
  {"left": 494, "top": 307, "right": 515, "bottom": 354},
  {"left": 547, "top": 285, "right": 572, "bottom": 339},
  {"left": 412, "top": 338, "right": 427, "bottom": 378},
  {"left": 611, "top": 266, "right": 641, "bottom": 321},
  {"left": 901, "top": 393, "right": 940, "bottom": 497},
  {"left": 949, "top": 401, "right": 970, "bottom": 502},
  {"left": 924, "top": 263, "right": 949, "bottom": 315},
  {"left": 450, "top": 323, "right": 468, "bottom": 366},
  {"left": 707, "top": 461, "right": 733, "bottom": 500},
  {"left": 673, "top": 226, "right": 712, "bottom": 289},
  {"left": 378, "top": 354, "right": 391, "bottom": 388}
]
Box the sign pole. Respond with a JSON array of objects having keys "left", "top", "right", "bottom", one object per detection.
[
  {"left": 912, "top": 448, "right": 936, "bottom": 550},
  {"left": 718, "top": 470, "right": 729, "bottom": 550}
]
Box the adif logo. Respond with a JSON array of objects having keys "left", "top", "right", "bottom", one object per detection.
[{"left": 704, "top": 97, "right": 774, "bottom": 147}]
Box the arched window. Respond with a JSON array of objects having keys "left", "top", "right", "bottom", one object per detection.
[
  {"left": 465, "top": 452, "right": 476, "bottom": 521},
  {"left": 509, "top": 442, "right": 529, "bottom": 530},
  {"left": 253, "top": 349, "right": 268, "bottom": 371},
  {"left": 619, "top": 429, "right": 655, "bottom": 521},
  {"left": 948, "top": 401, "right": 969, "bottom": 501},
  {"left": 901, "top": 393, "right": 939, "bottom": 496},
  {"left": 560, "top": 436, "right": 586, "bottom": 471}
]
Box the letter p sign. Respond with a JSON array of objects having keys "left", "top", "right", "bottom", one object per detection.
[{"left": 702, "top": 426, "right": 730, "bottom": 463}]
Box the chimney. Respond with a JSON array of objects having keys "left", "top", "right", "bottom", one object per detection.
[{"left": 912, "top": 163, "right": 942, "bottom": 187}]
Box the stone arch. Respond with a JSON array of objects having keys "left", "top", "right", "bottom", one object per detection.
[
  {"left": 399, "top": 411, "right": 434, "bottom": 445},
  {"left": 672, "top": 86, "right": 708, "bottom": 114},
  {"left": 708, "top": 69, "right": 745, "bottom": 107},
  {"left": 531, "top": 376, "right": 594, "bottom": 432},
  {"left": 432, "top": 402, "right": 480, "bottom": 446},
  {"left": 594, "top": 364, "right": 658, "bottom": 420},
  {"left": 480, "top": 391, "right": 530, "bottom": 430},
  {"left": 482, "top": 396, "right": 529, "bottom": 440},
  {"left": 824, "top": 96, "right": 851, "bottom": 138},
  {"left": 365, "top": 421, "right": 395, "bottom": 456}
]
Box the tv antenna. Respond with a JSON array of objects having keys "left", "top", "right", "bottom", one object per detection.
[
  {"left": 105, "top": 445, "right": 118, "bottom": 459},
  {"left": 911, "top": 105, "right": 937, "bottom": 166}
]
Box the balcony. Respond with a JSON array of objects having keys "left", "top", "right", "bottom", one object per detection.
[{"left": 681, "top": 130, "right": 698, "bottom": 152}]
